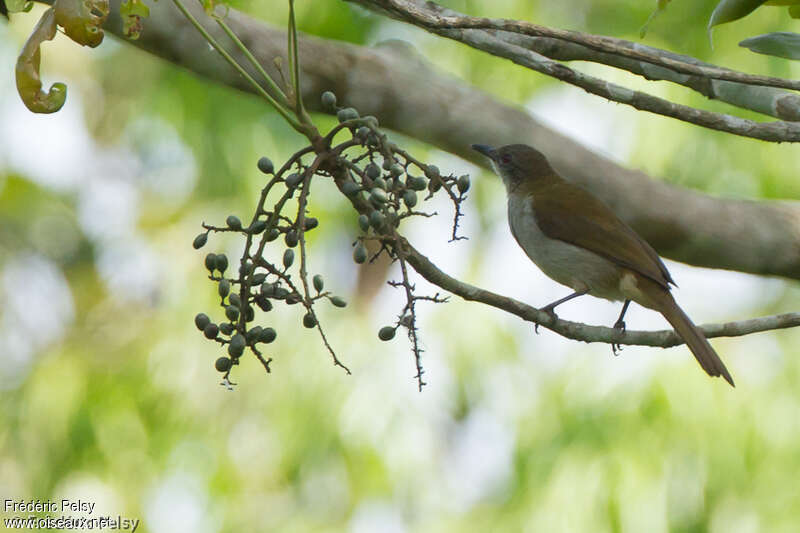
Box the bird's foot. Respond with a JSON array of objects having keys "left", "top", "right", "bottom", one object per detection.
[
  {"left": 611, "top": 318, "right": 626, "bottom": 356},
  {"left": 534, "top": 305, "right": 558, "bottom": 334}
]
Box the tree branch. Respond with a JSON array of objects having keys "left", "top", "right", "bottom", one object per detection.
[
  {"left": 399, "top": 236, "right": 800, "bottom": 348},
  {"left": 25, "top": 0, "right": 800, "bottom": 279},
  {"left": 347, "top": 0, "right": 800, "bottom": 143}
]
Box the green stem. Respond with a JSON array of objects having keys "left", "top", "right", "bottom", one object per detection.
[
  {"left": 214, "top": 16, "right": 290, "bottom": 108},
  {"left": 170, "top": 0, "right": 303, "bottom": 132},
  {"left": 287, "top": 0, "right": 307, "bottom": 119}
]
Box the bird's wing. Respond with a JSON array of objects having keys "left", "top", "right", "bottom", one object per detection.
[{"left": 532, "top": 182, "right": 674, "bottom": 289}]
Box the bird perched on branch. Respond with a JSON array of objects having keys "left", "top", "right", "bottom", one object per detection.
[{"left": 472, "top": 143, "right": 734, "bottom": 386}]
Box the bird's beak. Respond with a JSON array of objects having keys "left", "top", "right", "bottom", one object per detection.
[{"left": 471, "top": 144, "right": 496, "bottom": 160}]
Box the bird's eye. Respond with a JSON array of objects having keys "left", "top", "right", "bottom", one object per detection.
[{"left": 500, "top": 153, "right": 512, "bottom": 164}]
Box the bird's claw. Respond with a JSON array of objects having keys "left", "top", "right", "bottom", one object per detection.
[
  {"left": 611, "top": 319, "right": 626, "bottom": 356},
  {"left": 535, "top": 306, "right": 558, "bottom": 334}
]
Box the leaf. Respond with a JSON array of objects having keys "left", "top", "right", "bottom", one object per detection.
[
  {"left": 120, "top": 0, "right": 150, "bottom": 40},
  {"left": 15, "top": 7, "right": 67, "bottom": 113},
  {"left": 790, "top": 4, "right": 800, "bottom": 17},
  {"left": 640, "top": 0, "right": 671, "bottom": 38},
  {"left": 6, "top": 0, "right": 34, "bottom": 13},
  {"left": 53, "top": 0, "right": 109, "bottom": 48},
  {"left": 708, "top": 0, "right": 768, "bottom": 45},
  {"left": 739, "top": 31, "right": 800, "bottom": 58}
]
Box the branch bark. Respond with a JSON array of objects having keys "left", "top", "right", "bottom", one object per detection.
[
  {"left": 347, "top": 0, "right": 800, "bottom": 142},
  {"left": 29, "top": 0, "right": 800, "bottom": 280}
]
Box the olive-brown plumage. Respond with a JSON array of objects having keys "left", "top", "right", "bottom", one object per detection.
[{"left": 473, "top": 143, "right": 734, "bottom": 386}]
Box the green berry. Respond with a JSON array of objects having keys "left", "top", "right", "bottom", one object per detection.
[
  {"left": 369, "top": 210, "right": 385, "bottom": 229},
  {"left": 244, "top": 305, "right": 255, "bottom": 322},
  {"left": 204, "top": 253, "right": 218, "bottom": 272},
  {"left": 195, "top": 313, "right": 211, "bottom": 331},
  {"left": 266, "top": 228, "right": 280, "bottom": 242},
  {"left": 218, "top": 278, "right": 231, "bottom": 298},
  {"left": 285, "top": 173, "right": 302, "bottom": 189},
  {"left": 219, "top": 323, "right": 234, "bottom": 336},
  {"left": 355, "top": 126, "right": 370, "bottom": 141},
  {"left": 428, "top": 178, "right": 442, "bottom": 193},
  {"left": 353, "top": 242, "right": 367, "bottom": 264},
  {"left": 260, "top": 327, "right": 277, "bottom": 344},
  {"left": 203, "top": 322, "right": 219, "bottom": 339},
  {"left": 390, "top": 164, "right": 404, "bottom": 177},
  {"left": 216, "top": 254, "right": 228, "bottom": 273},
  {"left": 403, "top": 190, "right": 417, "bottom": 208},
  {"left": 330, "top": 296, "right": 347, "bottom": 308},
  {"left": 252, "top": 273, "right": 267, "bottom": 285},
  {"left": 321, "top": 91, "right": 337, "bottom": 110},
  {"left": 408, "top": 176, "right": 427, "bottom": 191},
  {"left": 239, "top": 260, "right": 254, "bottom": 277},
  {"left": 226, "top": 215, "right": 242, "bottom": 230},
  {"left": 283, "top": 249, "right": 295, "bottom": 268},
  {"left": 228, "top": 343, "right": 244, "bottom": 358},
  {"left": 193, "top": 233, "right": 208, "bottom": 249},
  {"left": 302, "top": 312, "right": 317, "bottom": 328},
  {"left": 342, "top": 181, "right": 360, "bottom": 197},
  {"left": 358, "top": 214, "right": 370, "bottom": 232},
  {"left": 369, "top": 188, "right": 388, "bottom": 204},
  {"left": 304, "top": 217, "right": 319, "bottom": 231},
  {"left": 374, "top": 177, "right": 387, "bottom": 190},
  {"left": 215, "top": 357, "right": 232, "bottom": 372},
  {"left": 457, "top": 175, "right": 471, "bottom": 193},
  {"left": 337, "top": 107, "right": 359, "bottom": 122},
  {"left": 256, "top": 296, "right": 273, "bottom": 312},
  {"left": 425, "top": 165, "right": 440, "bottom": 179},
  {"left": 285, "top": 292, "right": 302, "bottom": 305},
  {"left": 285, "top": 230, "right": 299, "bottom": 248},
  {"left": 246, "top": 326, "right": 263, "bottom": 345},
  {"left": 313, "top": 274, "right": 324, "bottom": 292},
  {"left": 365, "top": 163, "right": 381, "bottom": 179},
  {"left": 225, "top": 305, "right": 239, "bottom": 321},
  {"left": 378, "top": 326, "right": 396, "bottom": 341},
  {"left": 229, "top": 293, "right": 241, "bottom": 308},
  {"left": 382, "top": 159, "right": 394, "bottom": 171},
  {"left": 257, "top": 157, "right": 274, "bottom": 174},
  {"left": 249, "top": 220, "right": 267, "bottom": 234}
]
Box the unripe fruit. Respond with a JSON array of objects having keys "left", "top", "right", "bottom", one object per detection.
[
  {"left": 260, "top": 327, "right": 277, "bottom": 344},
  {"left": 304, "top": 217, "right": 319, "bottom": 231},
  {"left": 337, "top": 107, "right": 359, "bottom": 122},
  {"left": 321, "top": 91, "right": 337, "bottom": 109},
  {"left": 246, "top": 326, "right": 263, "bottom": 345},
  {"left": 193, "top": 233, "right": 208, "bottom": 249},
  {"left": 285, "top": 230, "right": 299, "bottom": 248},
  {"left": 215, "top": 357, "right": 232, "bottom": 372},
  {"left": 249, "top": 220, "right": 267, "bottom": 234},
  {"left": 266, "top": 228, "right": 280, "bottom": 241},
  {"left": 303, "top": 312, "right": 317, "bottom": 328},
  {"left": 219, "top": 323, "right": 234, "bottom": 335},
  {"left": 226, "top": 215, "right": 242, "bottom": 230},
  {"left": 374, "top": 177, "right": 387, "bottom": 190},
  {"left": 378, "top": 326, "right": 396, "bottom": 341},
  {"left": 204, "top": 253, "right": 217, "bottom": 272},
  {"left": 225, "top": 305, "right": 239, "bottom": 321},
  {"left": 365, "top": 163, "right": 381, "bottom": 179},
  {"left": 229, "top": 293, "right": 241, "bottom": 307},
  {"left": 195, "top": 313, "right": 211, "bottom": 330},
  {"left": 285, "top": 173, "right": 302, "bottom": 189},
  {"left": 256, "top": 296, "right": 273, "bottom": 312},
  {"left": 407, "top": 176, "right": 427, "bottom": 191},
  {"left": 330, "top": 296, "right": 347, "bottom": 308},
  {"left": 358, "top": 214, "right": 369, "bottom": 232},
  {"left": 457, "top": 175, "right": 471, "bottom": 193},
  {"left": 230, "top": 333, "right": 245, "bottom": 354},
  {"left": 257, "top": 157, "right": 274, "bottom": 174},
  {"left": 369, "top": 210, "right": 385, "bottom": 229},
  {"left": 425, "top": 165, "right": 440, "bottom": 179},
  {"left": 313, "top": 274, "right": 324, "bottom": 292},
  {"left": 216, "top": 254, "right": 228, "bottom": 273},
  {"left": 218, "top": 278, "right": 231, "bottom": 297},
  {"left": 390, "top": 164, "right": 404, "bottom": 177},
  {"left": 403, "top": 190, "right": 417, "bottom": 208},
  {"left": 370, "top": 188, "right": 388, "bottom": 204},
  {"left": 203, "top": 322, "right": 219, "bottom": 339},
  {"left": 353, "top": 242, "right": 367, "bottom": 264},
  {"left": 283, "top": 248, "right": 295, "bottom": 268},
  {"left": 342, "top": 181, "right": 360, "bottom": 197}
]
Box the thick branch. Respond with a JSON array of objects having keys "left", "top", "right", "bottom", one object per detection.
[
  {"left": 348, "top": 0, "right": 800, "bottom": 143},
  {"left": 60, "top": 0, "right": 800, "bottom": 279},
  {"left": 378, "top": 0, "right": 800, "bottom": 122}
]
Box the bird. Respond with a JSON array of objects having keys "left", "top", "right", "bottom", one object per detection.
[{"left": 472, "top": 143, "right": 734, "bottom": 386}]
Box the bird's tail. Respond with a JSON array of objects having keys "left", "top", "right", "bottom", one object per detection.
[{"left": 652, "top": 289, "right": 734, "bottom": 387}]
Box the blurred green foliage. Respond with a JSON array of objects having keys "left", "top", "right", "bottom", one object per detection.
[{"left": 1, "top": 0, "right": 800, "bottom": 531}]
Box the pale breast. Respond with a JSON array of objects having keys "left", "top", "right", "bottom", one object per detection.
[{"left": 507, "top": 195, "right": 626, "bottom": 301}]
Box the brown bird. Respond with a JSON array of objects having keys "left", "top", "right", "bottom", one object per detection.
[{"left": 472, "top": 143, "right": 734, "bottom": 386}]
